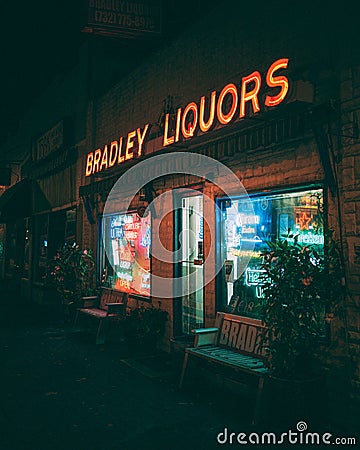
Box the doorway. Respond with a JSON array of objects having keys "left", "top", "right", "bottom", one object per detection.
[{"left": 180, "top": 194, "right": 204, "bottom": 334}]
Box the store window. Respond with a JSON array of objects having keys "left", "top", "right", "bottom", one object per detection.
[
  {"left": 65, "top": 209, "right": 76, "bottom": 244},
  {"left": 34, "top": 208, "right": 77, "bottom": 282},
  {"left": 99, "top": 211, "right": 151, "bottom": 297},
  {"left": 219, "top": 188, "right": 323, "bottom": 319}
]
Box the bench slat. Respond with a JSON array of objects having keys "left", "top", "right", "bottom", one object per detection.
[
  {"left": 185, "top": 345, "right": 270, "bottom": 373},
  {"left": 189, "top": 345, "right": 266, "bottom": 363},
  {"left": 197, "top": 346, "right": 260, "bottom": 363},
  {"left": 79, "top": 308, "right": 107, "bottom": 319}
]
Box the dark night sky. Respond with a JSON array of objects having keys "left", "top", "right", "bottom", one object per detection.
[
  {"left": 0, "top": 1, "right": 358, "bottom": 146},
  {"left": 0, "top": 0, "right": 222, "bottom": 145},
  {"left": 0, "top": 1, "right": 85, "bottom": 142}
]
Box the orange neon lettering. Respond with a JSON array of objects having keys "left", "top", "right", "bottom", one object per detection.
[
  {"left": 265, "top": 58, "right": 289, "bottom": 107},
  {"left": 85, "top": 153, "right": 93, "bottom": 177},
  {"left": 181, "top": 102, "right": 198, "bottom": 139},
  {"left": 199, "top": 91, "right": 216, "bottom": 132},
  {"left": 125, "top": 131, "right": 136, "bottom": 160},
  {"left": 99, "top": 145, "right": 108, "bottom": 171},
  {"left": 118, "top": 137, "right": 125, "bottom": 164},
  {"left": 137, "top": 124, "right": 149, "bottom": 156},
  {"left": 109, "top": 141, "right": 118, "bottom": 167},
  {"left": 240, "top": 71, "right": 261, "bottom": 118},
  {"left": 163, "top": 113, "right": 175, "bottom": 146},
  {"left": 217, "top": 84, "right": 238, "bottom": 125},
  {"left": 175, "top": 108, "right": 182, "bottom": 142},
  {"left": 92, "top": 149, "right": 101, "bottom": 174}
]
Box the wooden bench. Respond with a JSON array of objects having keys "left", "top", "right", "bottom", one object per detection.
[
  {"left": 74, "top": 289, "right": 127, "bottom": 344},
  {"left": 179, "top": 312, "right": 269, "bottom": 425}
]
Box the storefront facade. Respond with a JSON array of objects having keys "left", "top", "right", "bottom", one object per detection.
[
  {"left": 23, "top": 120, "right": 81, "bottom": 302},
  {"left": 78, "top": 3, "right": 360, "bottom": 425},
  {"left": 0, "top": 52, "right": 89, "bottom": 300},
  {"left": 81, "top": 31, "right": 322, "bottom": 323}
]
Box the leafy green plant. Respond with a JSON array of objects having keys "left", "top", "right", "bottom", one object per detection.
[
  {"left": 124, "top": 304, "right": 168, "bottom": 341},
  {"left": 260, "top": 230, "right": 343, "bottom": 379},
  {"left": 45, "top": 243, "right": 96, "bottom": 306}
]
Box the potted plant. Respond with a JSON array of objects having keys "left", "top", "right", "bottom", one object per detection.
[
  {"left": 123, "top": 303, "right": 168, "bottom": 354},
  {"left": 46, "top": 243, "right": 97, "bottom": 320},
  {"left": 260, "top": 229, "right": 343, "bottom": 427}
]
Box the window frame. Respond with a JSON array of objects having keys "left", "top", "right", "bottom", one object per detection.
[
  {"left": 97, "top": 210, "right": 152, "bottom": 300},
  {"left": 216, "top": 184, "right": 325, "bottom": 318}
]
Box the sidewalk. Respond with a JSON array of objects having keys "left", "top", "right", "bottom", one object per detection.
[
  {"left": 1, "top": 288, "right": 358, "bottom": 450},
  {"left": 0, "top": 289, "right": 250, "bottom": 450}
]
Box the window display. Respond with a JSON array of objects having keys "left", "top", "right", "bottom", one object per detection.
[
  {"left": 220, "top": 188, "right": 323, "bottom": 318},
  {"left": 100, "top": 212, "right": 151, "bottom": 297}
]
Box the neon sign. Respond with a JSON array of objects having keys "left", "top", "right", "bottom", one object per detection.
[
  {"left": 298, "top": 234, "right": 324, "bottom": 245},
  {"left": 85, "top": 125, "right": 150, "bottom": 176},
  {"left": 236, "top": 214, "right": 260, "bottom": 226},
  {"left": 240, "top": 236, "right": 263, "bottom": 243},
  {"left": 230, "top": 249, "right": 262, "bottom": 259},
  {"left": 85, "top": 58, "right": 290, "bottom": 176},
  {"left": 245, "top": 268, "right": 266, "bottom": 286},
  {"left": 245, "top": 268, "right": 267, "bottom": 299},
  {"left": 163, "top": 59, "right": 289, "bottom": 147},
  {"left": 287, "top": 233, "right": 324, "bottom": 245},
  {"left": 296, "top": 211, "right": 312, "bottom": 230}
]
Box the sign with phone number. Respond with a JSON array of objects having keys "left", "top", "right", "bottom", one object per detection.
[{"left": 85, "top": 0, "right": 162, "bottom": 37}]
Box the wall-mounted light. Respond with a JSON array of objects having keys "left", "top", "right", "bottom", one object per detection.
[{"left": 139, "top": 188, "right": 146, "bottom": 202}]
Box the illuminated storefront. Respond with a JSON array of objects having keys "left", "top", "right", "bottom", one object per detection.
[
  {"left": 83, "top": 56, "right": 295, "bottom": 337},
  {"left": 83, "top": 49, "right": 329, "bottom": 340}
]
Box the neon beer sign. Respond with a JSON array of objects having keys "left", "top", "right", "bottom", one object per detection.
[{"left": 85, "top": 58, "right": 289, "bottom": 176}]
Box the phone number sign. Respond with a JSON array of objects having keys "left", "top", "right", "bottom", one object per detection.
[{"left": 85, "top": 0, "right": 162, "bottom": 38}]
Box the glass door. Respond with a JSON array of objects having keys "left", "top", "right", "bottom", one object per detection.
[{"left": 181, "top": 195, "right": 204, "bottom": 334}]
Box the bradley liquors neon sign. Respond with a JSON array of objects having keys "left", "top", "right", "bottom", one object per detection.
[{"left": 85, "top": 58, "right": 289, "bottom": 176}]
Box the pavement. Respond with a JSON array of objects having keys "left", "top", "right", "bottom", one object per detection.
[
  {"left": 0, "top": 287, "right": 358, "bottom": 450},
  {"left": 0, "top": 287, "right": 254, "bottom": 450}
]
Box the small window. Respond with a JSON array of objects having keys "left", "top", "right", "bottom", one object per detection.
[{"left": 99, "top": 211, "right": 151, "bottom": 297}]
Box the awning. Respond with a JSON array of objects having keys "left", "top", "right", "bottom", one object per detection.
[{"left": 0, "top": 179, "right": 50, "bottom": 222}]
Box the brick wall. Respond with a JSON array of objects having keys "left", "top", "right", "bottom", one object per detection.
[
  {"left": 89, "top": 3, "right": 322, "bottom": 151},
  {"left": 339, "top": 64, "right": 360, "bottom": 425}
]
